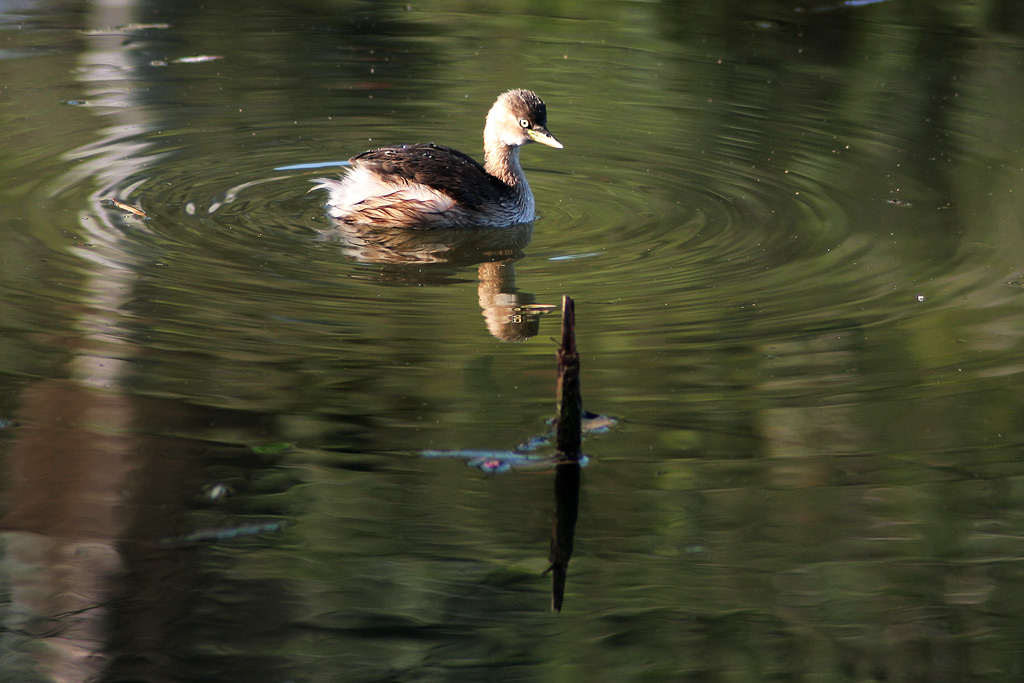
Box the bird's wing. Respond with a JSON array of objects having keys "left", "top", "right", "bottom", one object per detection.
[{"left": 349, "top": 144, "right": 505, "bottom": 210}]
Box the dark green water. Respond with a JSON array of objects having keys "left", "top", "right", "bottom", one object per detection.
[{"left": 3, "top": 0, "right": 1024, "bottom": 680}]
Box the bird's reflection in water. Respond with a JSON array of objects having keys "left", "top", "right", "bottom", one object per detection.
[{"left": 323, "top": 221, "right": 553, "bottom": 341}]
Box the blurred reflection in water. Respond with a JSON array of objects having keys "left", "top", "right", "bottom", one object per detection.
[
  {"left": 324, "top": 221, "right": 551, "bottom": 341},
  {"left": 0, "top": 3, "right": 295, "bottom": 680},
  {"left": 1, "top": 382, "right": 294, "bottom": 682},
  {"left": 2, "top": 0, "right": 1024, "bottom": 681}
]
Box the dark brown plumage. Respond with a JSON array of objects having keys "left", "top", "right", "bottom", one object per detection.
[{"left": 346, "top": 143, "right": 505, "bottom": 211}]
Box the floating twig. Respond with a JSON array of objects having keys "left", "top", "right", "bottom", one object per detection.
[{"left": 104, "top": 198, "right": 148, "bottom": 218}]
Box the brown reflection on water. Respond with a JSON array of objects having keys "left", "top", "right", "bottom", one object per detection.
[
  {"left": 1, "top": 378, "right": 197, "bottom": 681},
  {"left": 0, "top": 2, "right": 294, "bottom": 677},
  {"left": 2, "top": 380, "right": 138, "bottom": 682},
  {"left": 326, "top": 221, "right": 550, "bottom": 341},
  {"left": 0, "top": 376, "right": 293, "bottom": 682},
  {"left": 477, "top": 260, "right": 547, "bottom": 342}
]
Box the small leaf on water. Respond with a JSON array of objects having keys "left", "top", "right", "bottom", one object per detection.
[{"left": 252, "top": 442, "right": 292, "bottom": 454}]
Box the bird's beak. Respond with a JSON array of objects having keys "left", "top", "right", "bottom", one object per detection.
[{"left": 528, "top": 127, "right": 563, "bottom": 149}]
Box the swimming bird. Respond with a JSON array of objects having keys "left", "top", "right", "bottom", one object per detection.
[{"left": 314, "top": 89, "right": 562, "bottom": 228}]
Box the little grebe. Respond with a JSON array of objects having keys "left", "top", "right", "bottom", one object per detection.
[{"left": 314, "top": 89, "right": 562, "bottom": 228}]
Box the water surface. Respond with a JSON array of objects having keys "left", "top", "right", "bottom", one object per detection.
[{"left": 3, "top": 1, "right": 1024, "bottom": 680}]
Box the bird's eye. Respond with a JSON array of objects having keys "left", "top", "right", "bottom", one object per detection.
[{"left": 519, "top": 118, "right": 530, "bottom": 128}]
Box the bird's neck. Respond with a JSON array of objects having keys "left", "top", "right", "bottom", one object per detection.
[
  {"left": 483, "top": 138, "right": 528, "bottom": 191},
  {"left": 482, "top": 131, "right": 535, "bottom": 220}
]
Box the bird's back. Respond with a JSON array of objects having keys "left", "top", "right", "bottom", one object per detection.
[
  {"left": 349, "top": 144, "right": 506, "bottom": 210},
  {"left": 315, "top": 143, "right": 518, "bottom": 228}
]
